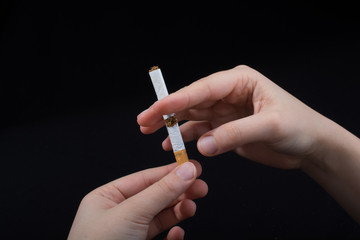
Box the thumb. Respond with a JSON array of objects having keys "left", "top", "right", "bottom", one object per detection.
[
  {"left": 121, "top": 162, "right": 197, "bottom": 220},
  {"left": 197, "top": 112, "right": 277, "bottom": 156}
]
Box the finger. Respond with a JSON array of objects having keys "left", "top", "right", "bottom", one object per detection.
[
  {"left": 137, "top": 107, "right": 164, "bottom": 128},
  {"left": 137, "top": 65, "right": 257, "bottom": 126},
  {"left": 140, "top": 108, "right": 213, "bottom": 135},
  {"left": 180, "top": 179, "right": 208, "bottom": 201},
  {"left": 165, "top": 226, "right": 185, "bottom": 240},
  {"left": 92, "top": 160, "right": 201, "bottom": 204},
  {"left": 162, "top": 121, "right": 212, "bottom": 151},
  {"left": 236, "top": 143, "right": 301, "bottom": 169},
  {"left": 140, "top": 120, "right": 164, "bottom": 134},
  {"left": 197, "top": 112, "right": 278, "bottom": 156},
  {"left": 148, "top": 199, "right": 195, "bottom": 239},
  {"left": 119, "top": 162, "right": 197, "bottom": 221},
  {"left": 175, "top": 108, "right": 215, "bottom": 122},
  {"left": 168, "top": 179, "right": 208, "bottom": 207}
]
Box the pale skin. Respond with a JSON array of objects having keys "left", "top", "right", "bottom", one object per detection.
[
  {"left": 138, "top": 65, "right": 360, "bottom": 224},
  {"left": 68, "top": 160, "right": 208, "bottom": 240},
  {"left": 69, "top": 65, "right": 360, "bottom": 240}
]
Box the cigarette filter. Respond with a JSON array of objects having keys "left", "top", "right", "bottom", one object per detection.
[{"left": 148, "top": 66, "right": 189, "bottom": 165}]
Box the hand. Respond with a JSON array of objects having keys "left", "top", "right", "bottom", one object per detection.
[
  {"left": 68, "top": 161, "right": 208, "bottom": 240},
  {"left": 138, "top": 65, "right": 360, "bottom": 223},
  {"left": 138, "top": 65, "right": 327, "bottom": 169}
]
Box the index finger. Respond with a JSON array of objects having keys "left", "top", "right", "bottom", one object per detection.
[{"left": 137, "top": 65, "right": 254, "bottom": 127}]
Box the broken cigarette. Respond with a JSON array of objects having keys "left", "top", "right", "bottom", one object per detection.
[{"left": 148, "top": 66, "right": 189, "bottom": 165}]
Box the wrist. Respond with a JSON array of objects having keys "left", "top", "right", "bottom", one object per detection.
[
  {"left": 301, "top": 115, "right": 356, "bottom": 174},
  {"left": 300, "top": 115, "right": 360, "bottom": 223}
]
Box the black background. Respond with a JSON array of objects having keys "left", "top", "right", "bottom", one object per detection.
[{"left": 1, "top": 1, "right": 360, "bottom": 239}]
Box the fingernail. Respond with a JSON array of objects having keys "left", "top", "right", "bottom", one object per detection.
[
  {"left": 176, "top": 162, "right": 195, "bottom": 180},
  {"left": 199, "top": 136, "right": 217, "bottom": 155}
]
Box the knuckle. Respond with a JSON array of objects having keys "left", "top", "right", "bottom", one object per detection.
[
  {"left": 233, "top": 65, "right": 262, "bottom": 81},
  {"left": 234, "top": 64, "right": 252, "bottom": 72},
  {"left": 79, "top": 193, "right": 94, "bottom": 207},
  {"left": 234, "top": 64, "right": 249, "bottom": 69}
]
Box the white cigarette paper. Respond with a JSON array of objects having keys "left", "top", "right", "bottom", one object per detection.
[{"left": 149, "top": 66, "right": 188, "bottom": 165}]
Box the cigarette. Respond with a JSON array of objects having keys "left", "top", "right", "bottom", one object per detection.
[{"left": 148, "top": 66, "right": 189, "bottom": 165}]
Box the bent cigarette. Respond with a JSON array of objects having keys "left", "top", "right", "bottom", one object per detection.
[{"left": 148, "top": 66, "right": 189, "bottom": 165}]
